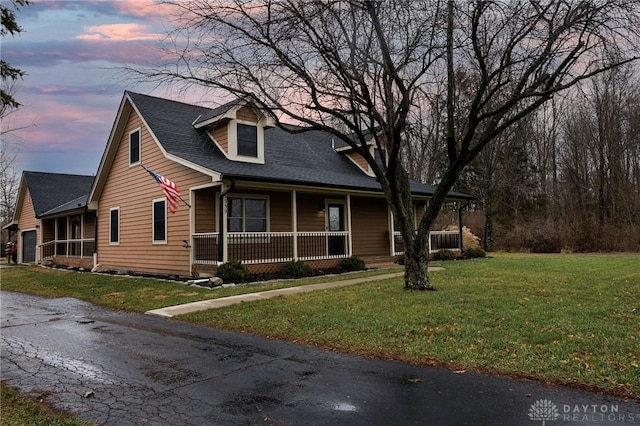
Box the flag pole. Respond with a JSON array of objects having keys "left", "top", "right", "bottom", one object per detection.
[{"left": 140, "top": 164, "right": 191, "bottom": 209}]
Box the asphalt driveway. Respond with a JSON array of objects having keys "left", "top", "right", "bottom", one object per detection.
[{"left": 1, "top": 290, "right": 638, "bottom": 425}]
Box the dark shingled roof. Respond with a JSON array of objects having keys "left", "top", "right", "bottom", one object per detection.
[
  {"left": 127, "top": 91, "right": 472, "bottom": 199},
  {"left": 23, "top": 171, "right": 95, "bottom": 218}
]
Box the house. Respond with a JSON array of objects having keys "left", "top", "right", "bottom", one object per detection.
[
  {"left": 7, "top": 91, "right": 472, "bottom": 276},
  {"left": 4, "top": 171, "right": 95, "bottom": 266},
  {"left": 85, "top": 91, "right": 472, "bottom": 277}
]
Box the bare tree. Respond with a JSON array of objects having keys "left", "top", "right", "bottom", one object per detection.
[
  {"left": 135, "top": 0, "right": 639, "bottom": 289},
  {"left": 559, "top": 62, "right": 640, "bottom": 250},
  {"left": 1, "top": 0, "right": 28, "bottom": 230},
  {"left": 0, "top": 149, "right": 19, "bottom": 226}
]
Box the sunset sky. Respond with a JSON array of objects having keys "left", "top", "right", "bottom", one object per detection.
[{"left": 1, "top": 0, "right": 204, "bottom": 177}]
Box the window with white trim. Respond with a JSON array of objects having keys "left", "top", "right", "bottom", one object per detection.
[
  {"left": 109, "top": 207, "right": 120, "bottom": 244},
  {"left": 227, "top": 196, "right": 267, "bottom": 232},
  {"left": 129, "top": 129, "right": 140, "bottom": 165},
  {"left": 236, "top": 123, "right": 258, "bottom": 158},
  {"left": 152, "top": 199, "right": 167, "bottom": 243}
]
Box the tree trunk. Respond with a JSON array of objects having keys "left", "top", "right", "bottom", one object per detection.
[
  {"left": 403, "top": 234, "right": 434, "bottom": 290},
  {"left": 484, "top": 196, "right": 494, "bottom": 252}
]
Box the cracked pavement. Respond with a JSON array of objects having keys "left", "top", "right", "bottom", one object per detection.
[{"left": 1, "top": 290, "right": 639, "bottom": 425}]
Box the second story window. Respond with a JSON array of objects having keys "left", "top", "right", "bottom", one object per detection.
[
  {"left": 237, "top": 123, "right": 257, "bottom": 158},
  {"left": 129, "top": 129, "right": 140, "bottom": 165}
]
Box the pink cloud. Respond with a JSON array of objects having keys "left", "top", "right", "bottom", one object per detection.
[
  {"left": 111, "top": 0, "right": 178, "bottom": 20},
  {"left": 77, "top": 23, "right": 161, "bottom": 41}
]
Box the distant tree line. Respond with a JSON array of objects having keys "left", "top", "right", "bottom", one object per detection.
[{"left": 408, "top": 62, "right": 640, "bottom": 253}]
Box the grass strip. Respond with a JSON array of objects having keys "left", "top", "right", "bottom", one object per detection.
[
  {"left": 0, "top": 265, "right": 401, "bottom": 313},
  {"left": 0, "top": 382, "right": 94, "bottom": 426}
]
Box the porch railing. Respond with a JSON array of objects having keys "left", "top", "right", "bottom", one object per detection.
[
  {"left": 392, "top": 231, "right": 461, "bottom": 256},
  {"left": 40, "top": 239, "right": 96, "bottom": 260},
  {"left": 192, "top": 231, "right": 350, "bottom": 265}
]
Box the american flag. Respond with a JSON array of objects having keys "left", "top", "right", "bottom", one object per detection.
[{"left": 146, "top": 168, "right": 180, "bottom": 213}]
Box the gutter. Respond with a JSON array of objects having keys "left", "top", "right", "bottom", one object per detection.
[{"left": 219, "top": 173, "right": 474, "bottom": 201}]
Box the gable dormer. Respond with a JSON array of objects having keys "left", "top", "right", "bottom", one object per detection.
[
  {"left": 193, "top": 99, "right": 275, "bottom": 164},
  {"left": 336, "top": 143, "right": 377, "bottom": 177}
]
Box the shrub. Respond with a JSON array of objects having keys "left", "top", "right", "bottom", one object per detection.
[
  {"left": 526, "top": 233, "right": 563, "bottom": 253},
  {"left": 432, "top": 249, "right": 457, "bottom": 261},
  {"left": 442, "top": 225, "right": 482, "bottom": 249},
  {"left": 464, "top": 247, "right": 486, "bottom": 258},
  {"left": 281, "top": 260, "right": 313, "bottom": 278},
  {"left": 339, "top": 256, "right": 366, "bottom": 271},
  {"left": 216, "top": 260, "right": 249, "bottom": 283}
]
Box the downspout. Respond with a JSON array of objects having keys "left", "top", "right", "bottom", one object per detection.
[
  {"left": 458, "top": 200, "right": 471, "bottom": 253},
  {"left": 217, "top": 178, "right": 236, "bottom": 263}
]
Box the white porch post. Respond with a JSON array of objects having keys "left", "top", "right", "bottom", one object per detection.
[
  {"left": 81, "top": 214, "right": 85, "bottom": 258},
  {"left": 346, "top": 194, "right": 352, "bottom": 256},
  {"left": 54, "top": 219, "right": 58, "bottom": 257},
  {"left": 292, "top": 190, "right": 298, "bottom": 260},
  {"left": 388, "top": 208, "right": 395, "bottom": 256},
  {"left": 189, "top": 188, "right": 195, "bottom": 267},
  {"left": 66, "top": 216, "right": 70, "bottom": 258},
  {"left": 221, "top": 186, "right": 229, "bottom": 264}
]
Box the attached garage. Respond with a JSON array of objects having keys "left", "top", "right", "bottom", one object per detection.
[{"left": 21, "top": 230, "right": 37, "bottom": 263}]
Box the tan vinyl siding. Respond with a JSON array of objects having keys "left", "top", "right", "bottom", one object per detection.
[
  {"left": 297, "top": 193, "right": 327, "bottom": 232},
  {"left": 17, "top": 188, "right": 40, "bottom": 262},
  {"left": 347, "top": 152, "right": 369, "bottom": 172},
  {"left": 194, "top": 188, "right": 217, "bottom": 233},
  {"left": 209, "top": 124, "right": 228, "bottom": 154},
  {"left": 269, "top": 191, "right": 291, "bottom": 232},
  {"left": 236, "top": 106, "right": 258, "bottom": 123},
  {"left": 97, "top": 109, "right": 212, "bottom": 276},
  {"left": 415, "top": 201, "right": 426, "bottom": 225},
  {"left": 351, "top": 196, "right": 390, "bottom": 257},
  {"left": 83, "top": 213, "right": 97, "bottom": 239},
  {"left": 17, "top": 189, "right": 39, "bottom": 233},
  {"left": 42, "top": 219, "right": 55, "bottom": 242}
]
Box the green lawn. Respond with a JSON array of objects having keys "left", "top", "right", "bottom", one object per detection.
[
  {"left": 180, "top": 254, "right": 640, "bottom": 399},
  {"left": 0, "top": 265, "right": 401, "bottom": 313},
  {"left": 0, "top": 382, "right": 94, "bottom": 426},
  {"left": 1, "top": 254, "right": 638, "bottom": 399}
]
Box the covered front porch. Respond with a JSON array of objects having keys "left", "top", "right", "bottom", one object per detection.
[
  {"left": 39, "top": 213, "right": 96, "bottom": 269},
  {"left": 193, "top": 229, "right": 461, "bottom": 265},
  {"left": 189, "top": 184, "right": 466, "bottom": 267}
]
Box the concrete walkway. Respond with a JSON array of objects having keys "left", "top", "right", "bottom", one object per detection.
[{"left": 145, "top": 269, "right": 425, "bottom": 318}]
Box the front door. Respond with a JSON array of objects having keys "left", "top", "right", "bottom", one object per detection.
[{"left": 327, "top": 203, "right": 346, "bottom": 256}]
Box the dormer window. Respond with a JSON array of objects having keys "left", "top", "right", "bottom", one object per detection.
[
  {"left": 197, "top": 101, "right": 275, "bottom": 165},
  {"left": 237, "top": 123, "right": 258, "bottom": 158}
]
